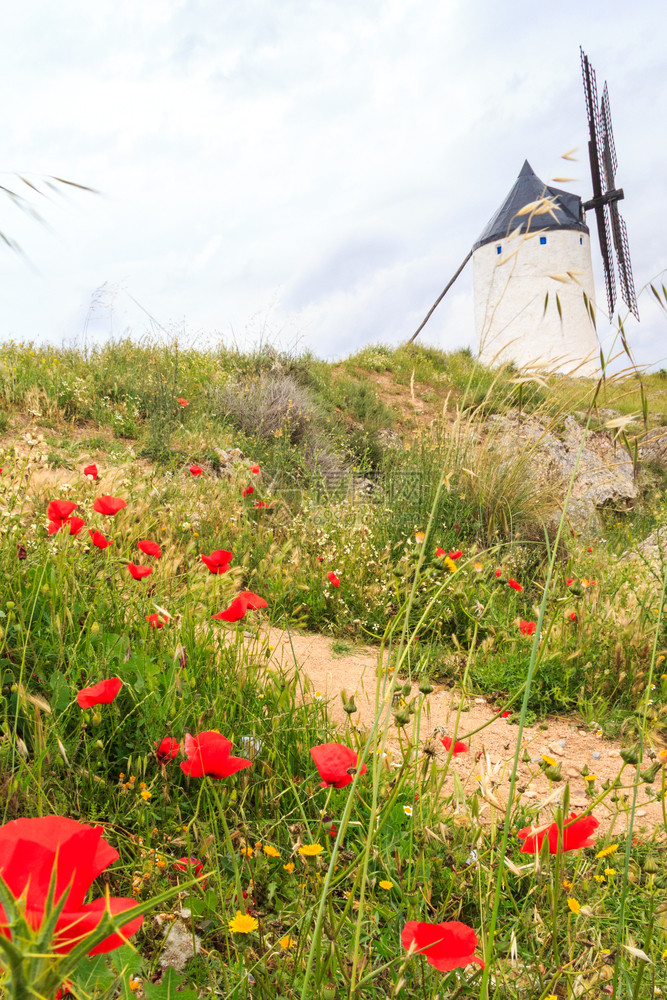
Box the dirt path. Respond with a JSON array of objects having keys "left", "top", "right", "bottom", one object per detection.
[{"left": 259, "top": 627, "right": 665, "bottom": 838}]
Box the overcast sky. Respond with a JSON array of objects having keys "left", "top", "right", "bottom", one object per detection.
[{"left": 1, "top": 0, "right": 665, "bottom": 368}]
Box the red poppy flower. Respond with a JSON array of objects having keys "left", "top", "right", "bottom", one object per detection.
[
  {"left": 568, "top": 611, "right": 577, "bottom": 622},
  {"left": 310, "top": 743, "right": 367, "bottom": 789},
  {"left": 190, "top": 465, "right": 203, "bottom": 476},
  {"left": 587, "top": 546, "right": 593, "bottom": 553},
  {"left": 441, "top": 736, "right": 468, "bottom": 755},
  {"left": 242, "top": 486, "right": 254, "bottom": 497},
  {"left": 449, "top": 550, "right": 462, "bottom": 560},
  {"left": 137, "top": 539, "right": 162, "bottom": 559},
  {"left": 0, "top": 816, "right": 142, "bottom": 955},
  {"left": 254, "top": 500, "right": 268, "bottom": 508},
  {"left": 401, "top": 920, "right": 484, "bottom": 971},
  {"left": 180, "top": 731, "right": 252, "bottom": 779},
  {"left": 89, "top": 529, "right": 113, "bottom": 549},
  {"left": 173, "top": 856, "right": 203, "bottom": 877},
  {"left": 145, "top": 613, "right": 168, "bottom": 629},
  {"left": 48, "top": 500, "right": 78, "bottom": 521},
  {"left": 518, "top": 812, "right": 600, "bottom": 854},
  {"left": 494, "top": 569, "right": 501, "bottom": 578},
  {"left": 155, "top": 737, "right": 180, "bottom": 763},
  {"left": 83, "top": 464, "right": 98, "bottom": 480},
  {"left": 497, "top": 710, "right": 512, "bottom": 718},
  {"left": 93, "top": 496, "right": 127, "bottom": 516},
  {"left": 77, "top": 677, "right": 122, "bottom": 708},
  {"left": 508, "top": 578, "right": 523, "bottom": 592},
  {"left": 201, "top": 549, "right": 233, "bottom": 574},
  {"left": 327, "top": 572, "right": 341, "bottom": 588},
  {"left": 127, "top": 563, "right": 152, "bottom": 580},
  {"left": 566, "top": 577, "right": 574, "bottom": 586},
  {"left": 316, "top": 555, "right": 324, "bottom": 562},
  {"left": 49, "top": 516, "right": 86, "bottom": 536},
  {"left": 177, "top": 398, "right": 188, "bottom": 407},
  {"left": 435, "top": 547, "right": 446, "bottom": 557},
  {"left": 250, "top": 465, "right": 260, "bottom": 474},
  {"left": 519, "top": 620, "right": 536, "bottom": 636},
  {"left": 211, "top": 591, "right": 268, "bottom": 622}
]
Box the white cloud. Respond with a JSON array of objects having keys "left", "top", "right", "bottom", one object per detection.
[{"left": 0, "top": 0, "right": 665, "bottom": 367}]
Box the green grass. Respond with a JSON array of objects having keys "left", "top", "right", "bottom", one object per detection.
[{"left": 1, "top": 338, "right": 667, "bottom": 998}]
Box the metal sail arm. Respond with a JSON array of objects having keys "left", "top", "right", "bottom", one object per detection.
[
  {"left": 408, "top": 251, "right": 472, "bottom": 344},
  {"left": 581, "top": 47, "right": 616, "bottom": 317}
]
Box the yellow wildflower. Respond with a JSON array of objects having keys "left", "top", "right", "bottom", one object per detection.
[
  {"left": 139, "top": 781, "right": 147, "bottom": 790},
  {"left": 444, "top": 556, "right": 457, "bottom": 574},
  {"left": 240, "top": 845, "right": 254, "bottom": 857},
  {"left": 414, "top": 532, "right": 425, "bottom": 543},
  {"left": 129, "top": 976, "right": 142, "bottom": 991},
  {"left": 228, "top": 910, "right": 259, "bottom": 934},
  {"left": 541, "top": 755, "right": 557, "bottom": 766},
  {"left": 604, "top": 868, "right": 616, "bottom": 877},
  {"left": 283, "top": 862, "right": 295, "bottom": 873},
  {"left": 279, "top": 935, "right": 295, "bottom": 949},
  {"left": 378, "top": 880, "right": 394, "bottom": 890},
  {"left": 140, "top": 790, "right": 151, "bottom": 801},
  {"left": 567, "top": 897, "right": 581, "bottom": 914},
  {"left": 584, "top": 774, "right": 597, "bottom": 782},
  {"left": 298, "top": 844, "right": 324, "bottom": 857},
  {"left": 263, "top": 845, "right": 280, "bottom": 858},
  {"left": 562, "top": 879, "right": 573, "bottom": 890},
  {"left": 596, "top": 844, "right": 619, "bottom": 859},
  {"left": 594, "top": 874, "right": 606, "bottom": 883}
]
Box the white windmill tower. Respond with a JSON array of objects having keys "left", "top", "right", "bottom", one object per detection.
[
  {"left": 472, "top": 159, "right": 598, "bottom": 375},
  {"left": 409, "top": 49, "right": 639, "bottom": 376}
]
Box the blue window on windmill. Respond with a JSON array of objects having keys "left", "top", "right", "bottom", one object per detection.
[
  {"left": 540, "top": 236, "right": 547, "bottom": 245},
  {"left": 496, "top": 245, "right": 502, "bottom": 254},
  {"left": 580, "top": 237, "right": 583, "bottom": 244}
]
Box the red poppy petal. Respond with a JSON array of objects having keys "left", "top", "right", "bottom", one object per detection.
[
  {"left": 77, "top": 678, "right": 122, "bottom": 709},
  {"left": 53, "top": 897, "right": 143, "bottom": 954},
  {"left": 92, "top": 496, "right": 127, "bottom": 516}
]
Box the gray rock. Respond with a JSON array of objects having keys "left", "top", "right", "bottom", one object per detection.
[{"left": 488, "top": 411, "right": 637, "bottom": 527}]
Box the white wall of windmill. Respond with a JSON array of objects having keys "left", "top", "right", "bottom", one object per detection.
[{"left": 473, "top": 228, "right": 599, "bottom": 377}]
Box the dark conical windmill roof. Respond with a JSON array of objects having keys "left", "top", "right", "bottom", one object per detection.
[{"left": 472, "top": 160, "right": 589, "bottom": 251}]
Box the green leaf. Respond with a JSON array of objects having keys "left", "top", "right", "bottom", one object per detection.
[{"left": 144, "top": 966, "right": 198, "bottom": 1000}]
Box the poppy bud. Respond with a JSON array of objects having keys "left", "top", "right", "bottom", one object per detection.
[
  {"left": 342, "top": 697, "right": 357, "bottom": 716},
  {"left": 544, "top": 764, "right": 562, "bottom": 782},
  {"left": 402, "top": 682, "right": 412, "bottom": 697},
  {"left": 322, "top": 986, "right": 336, "bottom": 1000},
  {"left": 92, "top": 711, "right": 102, "bottom": 726},
  {"left": 393, "top": 709, "right": 410, "bottom": 728},
  {"left": 90, "top": 622, "right": 100, "bottom": 635},
  {"left": 620, "top": 747, "right": 639, "bottom": 765},
  {"left": 418, "top": 679, "right": 434, "bottom": 695},
  {"left": 643, "top": 855, "right": 660, "bottom": 874},
  {"left": 640, "top": 762, "right": 661, "bottom": 784}
]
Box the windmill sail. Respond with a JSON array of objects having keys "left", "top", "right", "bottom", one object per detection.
[
  {"left": 580, "top": 48, "right": 639, "bottom": 321},
  {"left": 601, "top": 83, "right": 639, "bottom": 319}
]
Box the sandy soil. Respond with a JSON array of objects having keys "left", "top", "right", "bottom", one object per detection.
[{"left": 260, "top": 627, "right": 665, "bottom": 838}]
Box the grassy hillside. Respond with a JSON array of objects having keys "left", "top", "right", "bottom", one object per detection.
[{"left": 1, "top": 339, "right": 666, "bottom": 999}]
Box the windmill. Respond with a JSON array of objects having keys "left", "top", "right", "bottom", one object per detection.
[
  {"left": 409, "top": 48, "right": 639, "bottom": 375},
  {"left": 580, "top": 47, "right": 639, "bottom": 322}
]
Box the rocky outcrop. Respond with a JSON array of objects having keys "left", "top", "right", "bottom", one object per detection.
[{"left": 488, "top": 412, "right": 637, "bottom": 527}]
